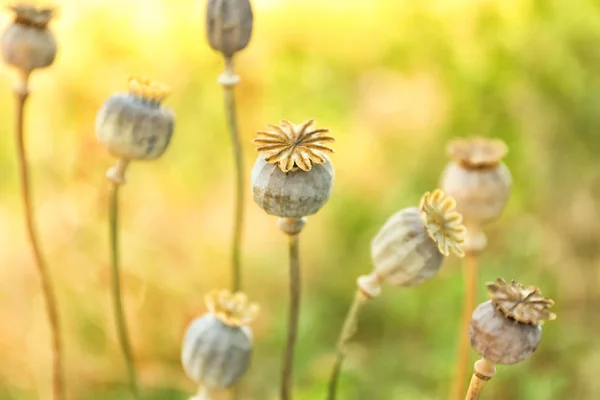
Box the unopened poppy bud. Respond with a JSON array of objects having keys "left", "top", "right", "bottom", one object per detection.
[{"left": 206, "top": 0, "right": 253, "bottom": 58}]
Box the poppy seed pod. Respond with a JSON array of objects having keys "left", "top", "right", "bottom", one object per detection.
[
  {"left": 441, "top": 138, "right": 511, "bottom": 251},
  {"left": 1, "top": 4, "right": 57, "bottom": 75},
  {"left": 96, "top": 77, "right": 174, "bottom": 183},
  {"left": 206, "top": 0, "right": 253, "bottom": 58},
  {"left": 251, "top": 120, "right": 335, "bottom": 218},
  {"left": 469, "top": 278, "right": 556, "bottom": 365},
  {"left": 181, "top": 290, "right": 259, "bottom": 391},
  {"left": 359, "top": 190, "right": 466, "bottom": 297}
]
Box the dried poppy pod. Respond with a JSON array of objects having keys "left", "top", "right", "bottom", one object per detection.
[
  {"left": 358, "top": 190, "right": 466, "bottom": 297},
  {"left": 1, "top": 4, "right": 57, "bottom": 76},
  {"left": 96, "top": 77, "right": 175, "bottom": 184},
  {"left": 441, "top": 138, "right": 511, "bottom": 252},
  {"left": 469, "top": 278, "right": 556, "bottom": 365},
  {"left": 181, "top": 289, "right": 259, "bottom": 395},
  {"left": 466, "top": 279, "right": 556, "bottom": 399},
  {"left": 251, "top": 119, "right": 335, "bottom": 219},
  {"left": 206, "top": 0, "right": 253, "bottom": 58}
]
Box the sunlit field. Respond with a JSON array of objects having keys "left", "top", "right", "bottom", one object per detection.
[{"left": 1, "top": 0, "right": 599, "bottom": 399}]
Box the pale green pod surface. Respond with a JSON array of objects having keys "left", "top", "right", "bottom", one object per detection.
[
  {"left": 1, "top": 14, "right": 57, "bottom": 74},
  {"left": 371, "top": 207, "right": 444, "bottom": 286},
  {"left": 469, "top": 300, "right": 542, "bottom": 365},
  {"left": 441, "top": 161, "right": 511, "bottom": 226},
  {"left": 251, "top": 156, "right": 334, "bottom": 218},
  {"left": 181, "top": 314, "right": 253, "bottom": 389},
  {"left": 95, "top": 94, "right": 174, "bottom": 161},
  {"left": 206, "top": 0, "right": 253, "bottom": 57}
]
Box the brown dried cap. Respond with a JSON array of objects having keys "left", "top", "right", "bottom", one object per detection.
[
  {"left": 9, "top": 4, "right": 55, "bottom": 29},
  {"left": 206, "top": 0, "right": 253, "bottom": 57},
  {"left": 253, "top": 119, "right": 335, "bottom": 172},
  {"left": 487, "top": 278, "right": 556, "bottom": 325},
  {"left": 205, "top": 289, "right": 259, "bottom": 327},
  {"left": 447, "top": 137, "right": 508, "bottom": 168},
  {"left": 419, "top": 189, "right": 466, "bottom": 257}
]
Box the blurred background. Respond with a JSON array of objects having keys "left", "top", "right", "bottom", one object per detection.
[{"left": 0, "top": 0, "right": 598, "bottom": 398}]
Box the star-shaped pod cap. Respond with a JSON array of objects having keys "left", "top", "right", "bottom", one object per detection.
[
  {"left": 9, "top": 3, "right": 55, "bottom": 29},
  {"left": 420, "top": 189, "right": 466, "bottom": 257},
  {"left": 254, "top": 119, "right": 335, "bottom": 172},
  {"left": 447, "top": 137, "right": 508, "bottom": 168},
  {"left": 487, "top": 278, "right": 556, "bottom": 325},
  {"left": 205, "top": 289, "right": 259, "bottom": 327}
]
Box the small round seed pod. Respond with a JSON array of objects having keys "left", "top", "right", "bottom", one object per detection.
[
  {"left": 441, "top": 138, "right": 511, "bottom": 252},
  {"left": 206, "top": 0, "right": 253, "bottom": 58},
  {"left": 95, "top": 77, "right": 175, "bottom": 184},
  {"left": 181, "top": 290, "right": 259, "bottom": 394},
  {"left": 251, "top": 120, "right": 335, "bottom": 218},
  {"left": 358, "top": 190, "right": 466, "bottom": 297},
  {"left": 1, "top": 4, "right": 57, "bottom": 76},
  {"left": 469, "top": 278, "right": 556, "bottom": 365}
]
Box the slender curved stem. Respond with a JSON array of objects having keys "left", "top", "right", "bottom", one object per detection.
[
  {"left": 327, "top": 290, "right": 368, "bottom": 400},
  {"left": 451, "top": 252, "right": 479, "bottom": 400},
  {"left": 220, "top": 56, "right": 244, "bottom": 292},
  {"left": 281, "top": 232, "right": 301, "bottom": 400},
  {"left": 465, "top": 358, "right": 495, "bottom": 400},
  {"left": 108, "top": 182, "right": 139, "bottom": 399},
  {"left": 14, "top": 74, "right": 65, "bottom": 400}
]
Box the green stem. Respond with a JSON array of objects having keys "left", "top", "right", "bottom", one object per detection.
[
  {"left": 327, "top": 290, "right": 368, "bottom": 400},
  {"left": 220, "top": 56, "right": 244, "bottom": 293},
  {"left": 109, "top": 182, "right": 139, "bottom": 399},
  {"left": 14, "top": 74, "right": 65, "bottom": 400},
  {"left": 281, "top": 232, "right": 301, "bottom": 400}
]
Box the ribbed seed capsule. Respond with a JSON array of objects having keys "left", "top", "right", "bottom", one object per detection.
[
  {"left": 441, "top": 138, "right": 511, "bottom": 251},
  {"left": 182, "top": 314, "right": 253, "bottom": 388},
  {"left": 1, "top": 4, "right": 57, "bottom": 75},
  {"left": 96, "top": 77, "right": 174, "bottom": 162},
  {"left": 371, "top": 207, "right": 444, "bottom": 287},
  {"left": 181, "top": 290, "right": 259, "bottom": 392},
  {"left": 469, "top": 278, "right": 556, "bottom": 365},
  {"left": 206, "top": 0, "right": 253, "bottom": 57},
  {"left": 359, "top": 190, "right": 466, "bottom": 297},
  {"left": 251, "top": 120, "right": 335, "bottom": 218}
]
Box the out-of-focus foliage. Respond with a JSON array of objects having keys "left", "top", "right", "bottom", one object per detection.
[{"left": 0, "top": 0, "right": 598, "bottom": 398}]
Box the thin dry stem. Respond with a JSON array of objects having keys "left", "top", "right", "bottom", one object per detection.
[
  {"left": 220, "top": 56, "right": 244, "bottom": 293},
  {"left": 465, "top": 358, "right": 496, "bottom": 400},
  {"left": 451, "top": 252, "right": 479, "bottom": 399},
  {"left": 281, "top": 228, "right": 301, "bottom": 400},
  {"left": 327, "top": 289, "right": 369, "bottom": 400},
  {"left": 108, "top": 181, "right": 139, "bottom": 399},
  {"left": 14, "top": 73, "right": 65, "bottom": 400}
]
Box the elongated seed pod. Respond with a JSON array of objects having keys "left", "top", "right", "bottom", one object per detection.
[
  {"left": 371, "top": 207, "right": 445, "bottom": 286},
  {"left": 206, "top": 0, "right": 253, "bottom": 57}
]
